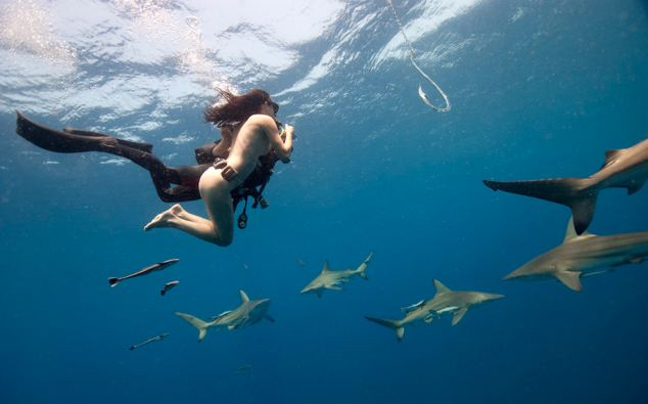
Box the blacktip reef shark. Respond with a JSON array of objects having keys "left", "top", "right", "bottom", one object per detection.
[
  {"left": 365, "top": 280, "right": 504, "bottom": 341},
  {"left": 108, "top": 258, "right": 179, "bottom": 287},
  {"left": 175, "top": 290, "right": 274, "bottom": 342},
  {"left": 300, "top": 252, "right": 373, "bottom": 298},
  {"left": 484, "top": 138, "right": 648, "bottom": 235},
  {"left": 503, "top": 217, "right": 648, "bottom": 292}
]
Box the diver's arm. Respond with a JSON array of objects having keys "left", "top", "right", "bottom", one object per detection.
[{"left": 268, "top": 123, "right": 293, "bottom": 163}]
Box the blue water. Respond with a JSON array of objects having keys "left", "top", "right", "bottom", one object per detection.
[{"left": 1, "top": 0, "right": 648, "bottom": 403}]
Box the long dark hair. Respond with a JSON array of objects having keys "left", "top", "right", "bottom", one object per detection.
[{"left": 205, "top": 88, "right": 271, "bottom": 128}]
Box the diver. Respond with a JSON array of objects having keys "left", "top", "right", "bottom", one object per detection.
[
  {"left": 143, "top": 89, "right": 294, "bottom": 246},
  {"left": 15, "top": 89, "right": 291, "bottom": 231}
]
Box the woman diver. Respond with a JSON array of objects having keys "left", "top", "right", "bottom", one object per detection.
[
  {"left": 15, "top": 88, "right": 294, "bottom": 246},
  {"left": 143, "top": 88, "right": 294, "bottom": 246}
]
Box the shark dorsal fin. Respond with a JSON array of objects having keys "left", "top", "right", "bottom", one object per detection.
[
  {"left": 433, "top": 279, "right": 452, "bottom": 295},
  {"left": 602, "top": 149, "right": 624, "bottom": 168},
  {"left": 321, "top": 261, "right": 331, "bottom": 273},
  {"left": 563, "top": 217, "right": 579, "bottom": 242},
  {"left": 239, "top": 290, "right": 250, "bottom": 303},
  {"left": 563, "top": 216, "right": 595, "bottom": 243}
]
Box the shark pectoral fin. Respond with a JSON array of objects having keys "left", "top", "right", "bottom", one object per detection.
[
  {"left": 198, "top": 329, "right": 207, "bottom": 342},
  {"left": 264, "top": 314, "right": 275, "bottom": 323},
  {"left": 451, "top": 307, "right": 468, "bottom": 326},
  {"left": 627, "top": 180, "right": 646, "bottom": 195},
  {"left": 554, "top": 271, "right": 583, "bottom": 292},
  {"left": 424, "top": 313, "right": 434, "bottom": 324}
]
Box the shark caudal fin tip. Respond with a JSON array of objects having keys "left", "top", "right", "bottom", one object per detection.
[
  {"left": 483, "top": 180, "right": 498, "bottom": 191},
  {"left": 108, "top": 277, "right": 120, "bottom": 287}
]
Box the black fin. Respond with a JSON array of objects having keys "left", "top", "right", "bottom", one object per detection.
[
  {"left": 16, "top": 111, "right": 153, "bottom": 154},
  {"left": 570, "top": 195, "right": 598, "bottom": 235},
  {"left": 483, "top": 178, "right": 588, "bottom": 206},
  {"left": 64, "top": 128, "right": 153, "bottom": 152}
]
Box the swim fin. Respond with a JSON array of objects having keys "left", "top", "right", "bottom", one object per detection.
[
  {"left": 63, "top": 127, "right": 153, "bottom": 152},
  {"left": 15, "top": 111, "right": 153, "bottom": 154}
]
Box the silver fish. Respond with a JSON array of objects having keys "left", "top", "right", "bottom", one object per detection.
[
  {"left": 129, "top": 333, "right": 170, "bottom": 350},
  {"left": 161, "top": 280, "right": 180, "bottom": 296},
  {"left": 108, "top": 258, "right": 179, "bottom": 287}
]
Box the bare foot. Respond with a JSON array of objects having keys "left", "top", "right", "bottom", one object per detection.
[{"left": 144, "top": 204, "right": 184, "bottom": 231}]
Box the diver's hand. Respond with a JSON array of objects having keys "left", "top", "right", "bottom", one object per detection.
[
  {"left": 284, "top": 124, "right": 295, "bottom": 140},
  {"left": 283, "top": 125, "right": 295, "bottom": 163}
]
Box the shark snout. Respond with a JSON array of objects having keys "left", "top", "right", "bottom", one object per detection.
[{"left": 503, "top": 267, "right": 526, "bottom": 281}]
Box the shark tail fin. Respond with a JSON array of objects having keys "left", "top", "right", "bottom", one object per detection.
[
  {"left": 483, "top": 177, "right": 597, "bottom": 234},
  {"left": 355, "top": 252, "right": 373, "bottom": 280},
  {"left": 108, "top": 277, "right": 120, "bottom": 287},
  {"left": 365, "top": 316, "right": 405, "bottom": 341},
  {"left": 175, "top": 312, "right": 210, "bottom": 342}
]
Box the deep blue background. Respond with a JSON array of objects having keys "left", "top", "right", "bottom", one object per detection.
[{"left": 1, "top": 1, "right": 648, "bottom": 403}]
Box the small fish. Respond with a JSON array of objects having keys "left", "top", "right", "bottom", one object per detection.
[
  {"left": 109, "top": 258, "right": 179, "bottom": 287},
  {"left": 295, "top": 257, "right": 307, "bottom": 267},
  {"left": 234, "top": 364, "right": 253, "bottom": 374},
  {"left": 400, "top": 300, "right": 425, "bottom": 313},
  {"left": 129, "top": 333, "right": 170, "bottom": 351},
  {"left": 160, "top": 280, "right": 180, "bottom": 296}
]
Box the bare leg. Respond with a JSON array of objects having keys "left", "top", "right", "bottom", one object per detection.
[{"left": 143, "top": 168, "right": 234, "bottom": 246}]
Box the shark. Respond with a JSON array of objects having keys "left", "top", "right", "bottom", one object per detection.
[
  {"left": 504, "top": 217, "right": 648, "bottom": 291},
  {"left": 365, "top": 280, "right": 504, "bottom": 341},
  {"left": 483, "top": 138, "right": 648, "bottom": 234},
  {"left": 175, "top": 290, "right": 274, "bottom": 342},
  {"left": 300, "top": 252, "right": 373, "bottom": 297}
]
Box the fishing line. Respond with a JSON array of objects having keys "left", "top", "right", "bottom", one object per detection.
[{"left": 386, "top": 0, "right": 451, "bottom": 113}]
